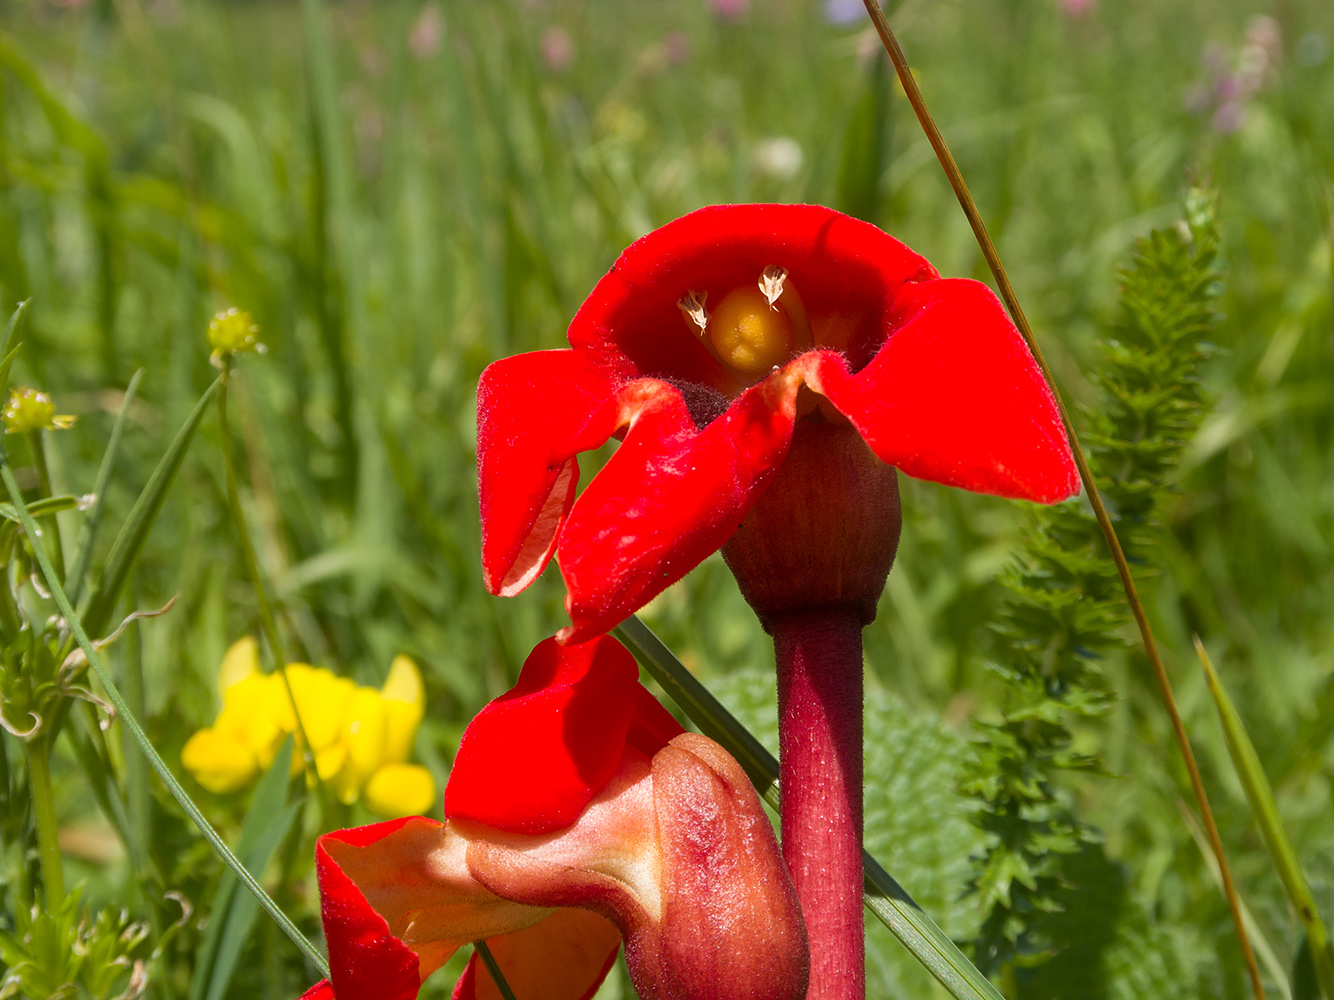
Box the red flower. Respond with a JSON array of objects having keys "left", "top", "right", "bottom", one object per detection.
[
  {"left": 477, "top": 204, "right": 1078, "bottom": 642},
  {"left": 295, "top": 635, "right": 807, "bottom": 1000}
]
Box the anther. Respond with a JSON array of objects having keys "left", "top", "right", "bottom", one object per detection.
[
  {"left": 678, "top": 290, "right": 709, "bottom": 335},
  {"left": 759, "top": 265, "right": 788, "bottom": 308}
]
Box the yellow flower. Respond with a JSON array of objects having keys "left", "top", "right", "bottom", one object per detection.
[
  {"left": 180, "top": 727, "right": 259, "bottom": 794},
  {"left": 207, "top": 308, "right": 264, "bottom": 361},
  {"left": 2, "top": 387, "right": 76, "bottom": 434},
  {"left": 335, "top": 687, "right": 387, "bottom": 804},
  {"left": 363, "top": 763, "right": 437, "bottom": 819},
  {"left": 379, "top": 654, "right": 425, "bottom": 764},
  {"left": 181, "top": 641, "right": 434, "bottom": 816},
  {"left": 217, "top": 636, "right": 261, "bottom": 692}
]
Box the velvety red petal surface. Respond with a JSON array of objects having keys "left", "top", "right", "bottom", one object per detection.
[
  {"left": 316, "top": 820, "right": 425, "bottom": 1000},
  {"left": 298, "top": 981, "right": 335, "bottom": 1000},
  {"left": 801, "top": 278, "right": 1079, "bottom": 503},
  {"left": 476, "top": 350, "right": 623, "bottom": 597},
  {"left": 556, "top": 372, "right": 800, "bottom": 642},
  {"left": 567, "top": 203, "right": 937, "bottom": 387},
  {"left": 452, "top": 911, "right": 621, "bottom": 1000},
  {"left": 444, "top": 636, "right": 645, "bottom": 834}
]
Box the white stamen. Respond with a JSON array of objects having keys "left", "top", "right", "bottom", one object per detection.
[{"left": 759, "top": 265, "right": 788, "bottom": 308}]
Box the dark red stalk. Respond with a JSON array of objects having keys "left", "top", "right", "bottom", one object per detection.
[
  {"left": 723, "top": 423, "right": 898, "bottom": 1000},
  {"left": 773, "top": 607, "right": 866, "bottom": 1000}
]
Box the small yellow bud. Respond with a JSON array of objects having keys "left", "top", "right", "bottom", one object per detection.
[
  {"left": 363, "top": 763, "right": 437, "bottom": 818},
  {"left": 2, "top": 387, "right": 76, "bottom": 434},
  {"left": 380, "top": 655, "right": 425, "bottom": 764},
  {"left": 207, "top": 308, "right": 264, "bottom": 361},
  {"left": 217, "top": 637, "right": 261, "bottom": 694},
  {"left": 707, "top": 285, "right": 796, "bottom": 379},
  {"left": 181, "top": 727, "right": 259, "bottom": 794}
]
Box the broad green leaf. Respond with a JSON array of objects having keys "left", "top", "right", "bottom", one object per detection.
[{"left": 1023, "top": 846, "right": 1197, "bottom": 1000}]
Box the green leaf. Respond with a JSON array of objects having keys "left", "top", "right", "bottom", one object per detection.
[
  {"left": 1197, "top": 638, "right": 1334, "bottom": 999},
  {"left": 81, "top": 375, "right": 220, "bottom": 638},
  {"left": 1022, "top": 845, "right": 1196, "bottom": 1000},
  {"left": 835, "top": 51, "right": 891, "bottom": 224},
  {"left": 67, "top": 368, "right": 143, "bottom": 606},
  {"left": 612, "top": 616, "right": 1006, "bottom": 1000}
]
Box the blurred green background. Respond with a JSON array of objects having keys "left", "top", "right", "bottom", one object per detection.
[{"left": 0, "top": 0, "right": 1331, "bottom": 997}]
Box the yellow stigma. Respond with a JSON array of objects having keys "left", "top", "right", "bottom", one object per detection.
[
  {"left": 706, "top": 284, "right": 796, "bottom": 379},
  {"left": 2, "top": 387, "right": 76, "bottom": 434}
]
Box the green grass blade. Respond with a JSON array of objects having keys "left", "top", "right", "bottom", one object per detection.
[
  {"left": 82, "top": 375, "right": 220, "bottom": 638},
  {"left": 0, "top": 455, "right": 329, "bottom": 977},
  {"left": 1196, "top": 638, "right": 1334, "bottom": 999},
  {"left": 611, "top": 616, "right": 1006, "bottom": 1000},
  {"left": 190, "top": 739, "right": 300, "bottom": 1000},
  {"left": 0, "top": 342, "right": 23, "bottom": 398},
  {"left": 68, "top": 368, "right": 142, "bottom": 606},
  {"left": 0, "top": 300, "right": 28, "bottom": 363}
]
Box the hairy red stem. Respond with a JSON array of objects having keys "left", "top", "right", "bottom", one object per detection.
[{"left": 773, "top": 607, "right": 865, "bottom": 1000}]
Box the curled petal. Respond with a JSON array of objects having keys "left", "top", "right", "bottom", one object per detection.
[
  {"left": 557, "top": 373, "right": 800, "bottom": 643},
  {"left": 310, "top": 817, "right": 618, "bottom": 1000},
  {"left": 801, "top": 278, "right": 1079, "bottom": 503},
  {"left": 477, "top": 351, "right": 624, "bottom": 597},
  {"left": 445, "top": 636, "right": 645, "bottom": 834},
  {"left": 316, "top": 821, "right": 433, "bottom": 1000},
  {"left": 467, "top": 733, "right": 808, "bottom": 1000}
]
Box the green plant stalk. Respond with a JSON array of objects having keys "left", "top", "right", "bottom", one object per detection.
[
  {"left": 216, "top": 366, "right": 324, "bottom": 799},
  {"left": 27, "top": 430, "right": 65, "bottom": 584},
  {"left": 0, "top": 454, "right": 330, "bottom": 977},
  {"left": 612, "top": 616, "right": 1006, "bottom": 1000},
  {"left": 23, "top": 734, "right": 65, "bottom": 911},
  {"left": 1196, "top": 638, "right": 1334, "bottom": 999},
  {"left": 474, "top": 941, "right": 519, "bottom": 1000},
  {"left": 856, "top": 3, "right": 1265, "bottom": 997}
]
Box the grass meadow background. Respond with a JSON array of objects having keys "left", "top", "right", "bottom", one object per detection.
[{"left": 0, "top": 0, "right": 1332, "bottom": 997}]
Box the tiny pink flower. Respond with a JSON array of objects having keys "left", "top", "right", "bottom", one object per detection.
[
  {"left": 541, "top": 26, "right": 575, "bottom": 73},
  {"left": 707, "top": 0, "right": 748, "bottom": 23}
]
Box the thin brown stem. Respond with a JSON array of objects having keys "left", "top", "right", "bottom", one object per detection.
[{"left": 858, "top": 2, "right": 1266, "bottom": 998}]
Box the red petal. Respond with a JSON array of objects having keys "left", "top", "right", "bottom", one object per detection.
[
  {"left": 298, "top": 982, "right": 335, "bottom": 1000},
  {"left": 556, "top": 373, "right": 800, "bottom": 643},
  {"left": 316, "top": 820, "right": 426, "bottom": 1000},
  {"left": 802, "top": 278, "right": 1079, "bottom": 503},
  {"left": 625, "top": 686, "right": 686, "bottom": 759},
  {"left": 569, "top": 204, "right": 937, "bottom": 387},
  {"left": 444, "top": 636, "right": 643, "bottom": 834},
  {"left": 477, "top": 351, "right": 623, "bottom": 597},
  {"left": 452, "top": 912, "right": 621, "bottom": 1000}
]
